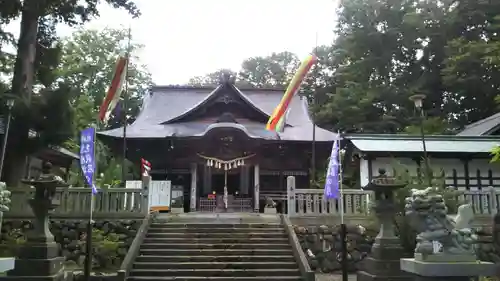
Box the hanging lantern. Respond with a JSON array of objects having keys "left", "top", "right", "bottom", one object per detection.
[
  {"left": 206, "top": 159, "right": 210, "bottom": 166},
  {"left": 241, "top": 159, "right": 245, "bottom": 166},
  {"left": 224, "top": 164, "right": 228, "bottom": 170}
]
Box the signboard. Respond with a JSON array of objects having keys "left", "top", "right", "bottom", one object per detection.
[{"left": 149, "top": 180, "right": 171, "bottom": 211}]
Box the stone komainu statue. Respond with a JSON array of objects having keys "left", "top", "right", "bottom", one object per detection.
[
  {"left": 405, "top": 187, "right": 477, "bottom": 256},
  {"left": 0, "top": 182, "right": 10, "bottom": 213},
  {"left": 265, "top": 196, "right": 276, "bottom": 208}
]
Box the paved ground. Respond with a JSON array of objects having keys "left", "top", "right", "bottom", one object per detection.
[{"left": 316, "top": 274, "right": 357, "bottom": 281}]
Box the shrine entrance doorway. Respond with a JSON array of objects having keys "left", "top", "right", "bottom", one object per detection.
[{"left": 211, "top": 169, "right": 240, "bottom": 195}]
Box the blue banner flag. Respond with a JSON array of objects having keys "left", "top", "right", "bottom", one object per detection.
[
  {"left": 80, "top": 127, "right": 97, "bottom": 194},
  {"left": 324, "top": 134, "right": 340, "bottom": 199},
  {"left": 113, "top": 101, "right": 121, "bottom": 119}
]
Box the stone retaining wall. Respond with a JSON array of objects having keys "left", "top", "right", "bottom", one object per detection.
[
  {"left": 0, "top": 219, "right": 140, "bottom": 271},
  {"left": 294, "top": 223, "right": 500, "bottom": 274},
  {"left": 293, "top": 225, "right": 376, "bottom": 273}
]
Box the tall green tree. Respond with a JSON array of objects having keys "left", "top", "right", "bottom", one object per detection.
[
  {"left": 239, "top": 51, "right": 299, "bottom": 88},
  {"left": 188, "top": 69, "right": 238, "bottom": 87},
  {"left": 187, "top": 52, "right": 300, "bottom": 88},
  {"left": 442, "top": 1, "right": 500, "bottom": 126},
  {"left": 1, "top": 0, "right": 140, "bottom": 185},
  {"left": 310, "top": 0, "right": 491, "bottom": 134},
  {"left": 57, "top": 27, "right": 153, "bottom": 129},
  {"left": 57, "top": 27, "right": 152, "bottom": 187}
]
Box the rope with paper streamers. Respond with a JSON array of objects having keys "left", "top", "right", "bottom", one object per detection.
[{"left": 197, "top": 154, "right": 256, "bottom": 171}]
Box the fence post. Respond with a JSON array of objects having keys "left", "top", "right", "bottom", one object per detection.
[
  {"left": 287, "top": 176, "right": 295, "bottom": 216},
  {"left": 489, "top": 186, "right": 498, "bottom": 215},
  {"left": 141, "top": 176, "right": 151, "bottom": 215}
]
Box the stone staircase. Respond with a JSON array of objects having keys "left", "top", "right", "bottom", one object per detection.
[{"left": 127, "top": 215, "right": 303, "bottom": 281}]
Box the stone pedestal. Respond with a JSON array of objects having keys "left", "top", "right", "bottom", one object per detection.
[
  {"left": 264, "top": 207, "right": 276, "bottom": 214},
  {"left": 357, "top": 169, "right": 411, "bottom": 281},
  {"left": 0, "top": 174, "right": 68, "bottom": 281},
  {"left": 171, "top": 207, "right": 185, "bottom": 214},
  {"left": 400, "top": 258, "right": 496, "bottom": 281},
  {"left": 0, "top": 258, "right": 14, "bottom": 273}
]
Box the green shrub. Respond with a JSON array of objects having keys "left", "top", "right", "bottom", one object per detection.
[
  {"left": 0, "top": 228, "right": 26, "bottom": 257},
  {"left": 79, "top": 229, "right": 122, "bottom": 270}
]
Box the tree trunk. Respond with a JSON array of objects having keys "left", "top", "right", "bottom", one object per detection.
[{"left": 3, "top": 0, "right": 40, "bottom": 186}]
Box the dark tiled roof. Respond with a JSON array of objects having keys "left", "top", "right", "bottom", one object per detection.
[
  {"left": 457, "top": 112, "right": 500, "bottom": 136},
  {"left": 48, "top": 146, "right": 80, "bottom": 160},
  {"left": 99, "top": 85, "right": 336, "bottom": 142}
]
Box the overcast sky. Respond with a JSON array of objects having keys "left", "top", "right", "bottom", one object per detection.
[{"left": 6, "top": 0, "right": 338, "bottom": 85}]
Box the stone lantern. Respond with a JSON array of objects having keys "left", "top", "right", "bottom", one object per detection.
[
  {"left": 357, "top": 168, "right": 410, "bottom": 281},
  {"left": 0, "top": 161, "right": 68, "bottom": 281}
]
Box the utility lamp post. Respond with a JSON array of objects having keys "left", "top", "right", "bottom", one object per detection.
[
  {"left": 0, "top": 98, "right": 15, "bottom": 179},
  {"left": 408, "top": 94, "right": 432, "bottom": 187}
]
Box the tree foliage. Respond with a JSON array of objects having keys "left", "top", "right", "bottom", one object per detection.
[
  {"left": 57, "top": 27, "right": 151, "bottom": 187},
  {"left": 190, "top": 0, "right": 500, "bottom": 138},
  {"left": 239, "top": 51, "right": 300, "bottom": 88},
  {"left": 188, "top": 69, "right": 238, "bottom": 87},
  {"left": 57, "top": 27, "right": 153, "bottom": 128},
  {"left": 313, "top": 0, "right": 500, "bottom": 133},
  {"left": 0, "top": 0, "right": 141, "bottom": 185},
  {"left": 187, "top": 51, "right": 300, "bottom": 88}
]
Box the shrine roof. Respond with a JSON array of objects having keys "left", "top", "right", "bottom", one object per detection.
[
  {"left": 99, "top": 84, "right": 336, "bottom": 142},
  {"left": 457, "top": 112, "right": 500, "bottom": 136},
  {"left": 345, "top": 134, "right": 499, "bottom": 154}
]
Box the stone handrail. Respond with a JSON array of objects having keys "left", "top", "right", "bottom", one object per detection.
[
  {"left": 5, "top": 186, "right": 148, "bottom": 219},
  {"left": 280, "top": 214, "right": 315, "bottom": 281},
  {"left": 117, "top": 210, "right": 158, "bottom": 281},
  {"left": 456, "top": 186, "right": 500, "bottom": 215},
  {"left": 288, "top": 188, "right": 373, "bottom": 216},
  {"left": 287, "top": 185, "right": 500, "bottom": 217}
]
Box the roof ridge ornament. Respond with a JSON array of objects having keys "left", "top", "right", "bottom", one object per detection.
[{"left": 219, "top": 71, "right": 236, "bottom": 85}]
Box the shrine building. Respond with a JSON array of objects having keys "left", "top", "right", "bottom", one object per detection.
[{"left": 99, "top": 74, "right": 337, "bottom": 212}]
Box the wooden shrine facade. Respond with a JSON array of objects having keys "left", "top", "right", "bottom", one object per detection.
[{"left": 99, "top": 73, "right": 336, "bottom": 212}]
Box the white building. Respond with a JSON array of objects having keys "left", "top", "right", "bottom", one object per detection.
[{"left": 343, "top": 114, "right": 500, "bottom": 191}]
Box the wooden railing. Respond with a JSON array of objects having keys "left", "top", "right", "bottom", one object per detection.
[{"left": 6, "top": 187, "right": 148, "bottom": 219}]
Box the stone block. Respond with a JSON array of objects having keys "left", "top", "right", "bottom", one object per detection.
[
  {"left": 413, "top": 253, "right": 476, "bottom": 263},
  {"left": 0, "top": 258, "right": 14, "bottom": 273},
  {"left": 171, "top": 207, "right": 184, "bottom": 214},
  {"left": 400, "top": 258, "right": 497, "bottom": 277},
  {"left": 264, "top": 207, "right": 276, "bottom": 214},
  {"left": 7, "top": 256, "right": 64, "bottom": 276}
]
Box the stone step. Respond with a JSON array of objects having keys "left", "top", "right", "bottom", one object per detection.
[
  {"left": 146, "top": 232, "right": 287, "bottom": 239},
  {"left": 129, "top": 268, "right": 300, "bottom": 277},
  {"left": 150, "top": 223, "right": 282, "bottom": 229},
  {"left": 142, "top": 237, "right": 289, "bottom": 244},
  {"left": 127, "top": 276, "right": 302, "bottom": 281},
  {"left": 139, "top": 249, "right": 293, "bottom": 256},
  {"left": 140, "top": 243, "right": 291, "bottom": 249},
  {"left": 147, "top": 227, "right": 285, "bottom": 233},
  {"left": 133, "top": 261, "right": 298, "bottom": 270},
  {"left": 135, "top": 255, "right": 296, "bottom": 263}
]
